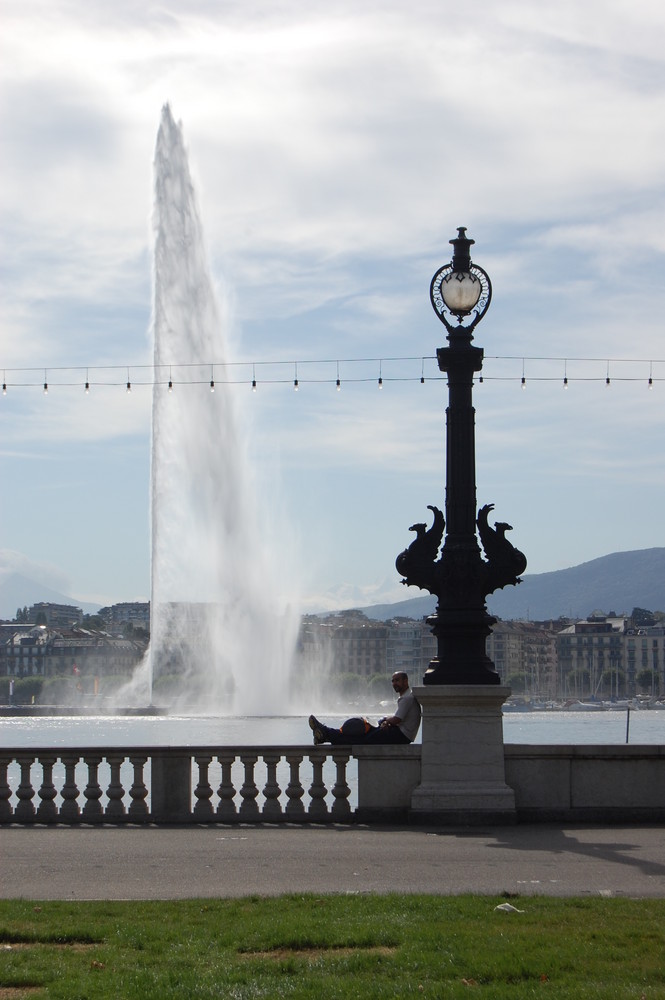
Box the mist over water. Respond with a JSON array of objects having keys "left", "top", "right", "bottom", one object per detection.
[{"left": 123, "top": 105, "right": 300, "bottom": 714}]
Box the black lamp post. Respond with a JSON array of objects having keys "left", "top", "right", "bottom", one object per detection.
[{"left": 396, "top": 228, "right": 527, "bottom": 684}]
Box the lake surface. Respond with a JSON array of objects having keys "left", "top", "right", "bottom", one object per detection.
[{"left": 0, "top": 709, "right": 663, "bottom": 748}]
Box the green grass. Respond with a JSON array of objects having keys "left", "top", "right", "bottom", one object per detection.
[{"left": 1, "top": 895, "right": 664, "bottom": 999}]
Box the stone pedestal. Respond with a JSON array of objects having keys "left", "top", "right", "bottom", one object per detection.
[{"left": 410, "top": 685, "right": 516, "bottom": 825}]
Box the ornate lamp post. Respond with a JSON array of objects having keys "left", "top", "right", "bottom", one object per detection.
[{"left": 396, "top": 228, "right": 526, "bottom": 685}]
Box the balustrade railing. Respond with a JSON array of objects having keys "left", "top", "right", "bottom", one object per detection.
[{"left": 0, "top": 746, "right": 359, "bottom": 825}]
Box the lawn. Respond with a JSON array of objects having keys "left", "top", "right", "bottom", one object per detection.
[{"left": 1, "top": 894, "right": 664, "bottom": 999}]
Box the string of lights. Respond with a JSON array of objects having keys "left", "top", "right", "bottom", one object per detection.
[{"left": 1, "top": 355, "right": 663, "bottom": 394}]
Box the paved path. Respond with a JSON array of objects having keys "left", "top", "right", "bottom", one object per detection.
[{"left": 2, "top": 824, "right": 665, "bottom": 899}]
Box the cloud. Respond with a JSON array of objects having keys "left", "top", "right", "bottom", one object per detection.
[{"left": 1, "top": 0, "right": 664, "bottom": 608}]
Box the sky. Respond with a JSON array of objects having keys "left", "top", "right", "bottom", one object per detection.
[{"left": 1, "top": 0, "right": 664, "bottom": 616}]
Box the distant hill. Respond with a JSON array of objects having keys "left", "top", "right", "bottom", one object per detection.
[
  {"left": 360, "top": 548, "right": 665, "bottom": 622},
  {"left": 0, "top": 572, "right": 101, "bottom": 620},
  {"left": 2, "top": 547, "right": 663, "bottom": 626}
]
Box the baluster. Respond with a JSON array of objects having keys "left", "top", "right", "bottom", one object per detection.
[
  {"left": 128, "top": 755, "right": 149, "bottom": 822},
  {"left": 105, "top": 754, "right": 127, "bottom": 822},
  {"left": 307, "top": 751, "right": 329, "bottom": 822},
  {"left": 59, "top": 754, "right": 81, "bottom": 823},
  {"left": 238, "top": 753, "right": 260, "bottom": 820},
  {"left": 35, "top": 755, "right": 59, "bottom": 824},
  {"left": 82, "top": 755, "right": 104, "bottom": 823},
  {"left": 284, "top": 752, "right": 305, "bottom": 820},
  {"left": 261, "top": 752, "right": 283, "bottom": 821},
  {"left": 15, "top": 755, "right": 36, "bottom": 823},
  {"left": 216, "top": 752, "right": 238, "bottom": 821},
  {"left": 330, "top": 750, "right": 352, "bottom": 821},
  {"left": 0, "top": 756, "right": 14, "bottom": 823},
  {"left": 193, "top": 755, "right": 214, "bottom": 820}
]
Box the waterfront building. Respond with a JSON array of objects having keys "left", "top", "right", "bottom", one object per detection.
[
  {"left": 99, "top": 601, "right": 150, "bottom": 632},
  {"left": 298, "top": 612, "right": 436, "bottom": 688},
  {"left": 0, "top": 625, "right": 146, "bottom": 697},
  {"left": 486, "top": 620, "right": 558, "bottom": 697},
  {"left": 554, "top": 614, "right": 665, "bottom": 698},
  {"left": 27, "top": 602, "right": 83, "bottom": 628},
  {"left": 298, "top": 612, "right": 389, "bottom": 681},
  {"left": 386, "top": 618, "right": 437, "bottom": 685},
  {"left": 627, "top": 625, "right": 665, "bottom": 696}
]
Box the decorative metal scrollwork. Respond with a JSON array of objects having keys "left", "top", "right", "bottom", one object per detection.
[{"left": 430, "top": 262, "right": 492, "bottom": 335}]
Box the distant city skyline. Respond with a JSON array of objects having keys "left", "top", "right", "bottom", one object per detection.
[{"left": 1, "top": 2, "right": 664, "bottom": 615}]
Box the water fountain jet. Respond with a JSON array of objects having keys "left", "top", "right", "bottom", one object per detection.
[{"left": 122, "top": 105, "right": 299, "bottom": 715}]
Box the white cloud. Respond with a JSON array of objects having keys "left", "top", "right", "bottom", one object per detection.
[{"left": 1, "top": 0, "right": 663, "bottom": 608}]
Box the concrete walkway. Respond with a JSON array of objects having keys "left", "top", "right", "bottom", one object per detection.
[{"left": 2, "top": 824, "right": 665, "bottom": 900}]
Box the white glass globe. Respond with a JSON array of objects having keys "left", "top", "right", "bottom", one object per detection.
[{"left": 440, "top": 271, "right": 481, "bottom": 313}]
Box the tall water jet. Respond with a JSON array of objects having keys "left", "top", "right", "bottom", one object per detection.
[{"left": 132, "top": 105, "right": 299, "bottom": 714}]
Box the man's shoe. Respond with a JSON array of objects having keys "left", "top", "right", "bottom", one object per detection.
[{"left": 308, "top": 714, "right": 325, "bottom": 745}]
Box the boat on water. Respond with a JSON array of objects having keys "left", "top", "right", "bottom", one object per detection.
[{"left": 567, "top": 700, "right": 606, "bottom": 711}]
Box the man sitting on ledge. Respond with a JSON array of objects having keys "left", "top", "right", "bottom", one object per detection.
[{"left": 309, "top": 671, "right": 421, "bottom": 745}]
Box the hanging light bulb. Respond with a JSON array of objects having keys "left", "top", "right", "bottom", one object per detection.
[
  {"left": 336, "top": 362, "right": 341, "bottom": 390},
  {"left": 563, "top": 362, "right": 568, "bottom": 388},
  {"left": 251, "top": 365, "right": 257, "bottom": 391},
  {"left": 168, "top": 367, "right": 173, "bottom": 392},
  {"left": 294, "top": 363, "right": 299, "bottom": 390},
  {"left": 210, "top": 366, "right": 215, "bottom": 392},
  {"left": 648, "top": 362, "right": 653, "bottom": 389},
  {"left": 2, "top": 372, "right": 6, "bottom": 395},
  {"left": 605, "top": 362, "right": 611, "bottom": 387},
  {"left": 478, "top": 375, "right": 483, "bottom": 384},
  {"left": 85, "top": 368, "right": 90, "bottom": 394},
  {"left": 43, "top": 370, "right": 48, "bottom": 395},
  {"left": 126, "top": 367, "right": 131, "bottom": 393},
  {"left": 378, "top": 362, "right": 383, "bottom": 388}
]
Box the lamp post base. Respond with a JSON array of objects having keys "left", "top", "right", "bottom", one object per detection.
[
  {"left": 410, "top": 685, "right": 516, "bottom": 825},
  {"left": 423, "top": 657, "right": 501, "bottom": 685}
]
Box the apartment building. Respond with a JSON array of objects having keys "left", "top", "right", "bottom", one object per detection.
[
  {"left": 486, "top": 620, "right": 558, "bottom": 695},
  {"left": 27, "top": 602, "right": 83, "bottom": 628},
  {"left": 99, "top": 602, "right": 150, "bottom": 631},
  {"left": 556, "top": 615, "right": 665, "bottom": 697},
  {"left": 1, "top": 625, "right": 145, "bottom": 679}
]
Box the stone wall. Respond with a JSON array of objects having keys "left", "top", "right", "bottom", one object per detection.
[
  {"left": 504, "top": 744, "right": 665, "bottom": 824},
  {"left": 357, "top": 744, "right": 665, "bottom": 824}
]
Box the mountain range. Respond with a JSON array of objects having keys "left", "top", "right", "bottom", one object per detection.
[
  {"left": 360, "top": 548, "right": 665, "bottom": 622},
  {"left": 0, "top": 572, "right": 102, "bottom": 620},
  {"left": 1, "top": 547, "right": 663, "bottom": 624}
]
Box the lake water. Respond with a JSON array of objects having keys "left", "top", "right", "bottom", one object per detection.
[{"left": 1, "top": 709, "right": 663, "bottom": 748}]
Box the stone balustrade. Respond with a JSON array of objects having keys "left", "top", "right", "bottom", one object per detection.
[
  {"left": 0, "top": 745, "right": 366, "bottom": 825},
  {"left": 2, "top": 741, "right": 665, "bottom": 825}
]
